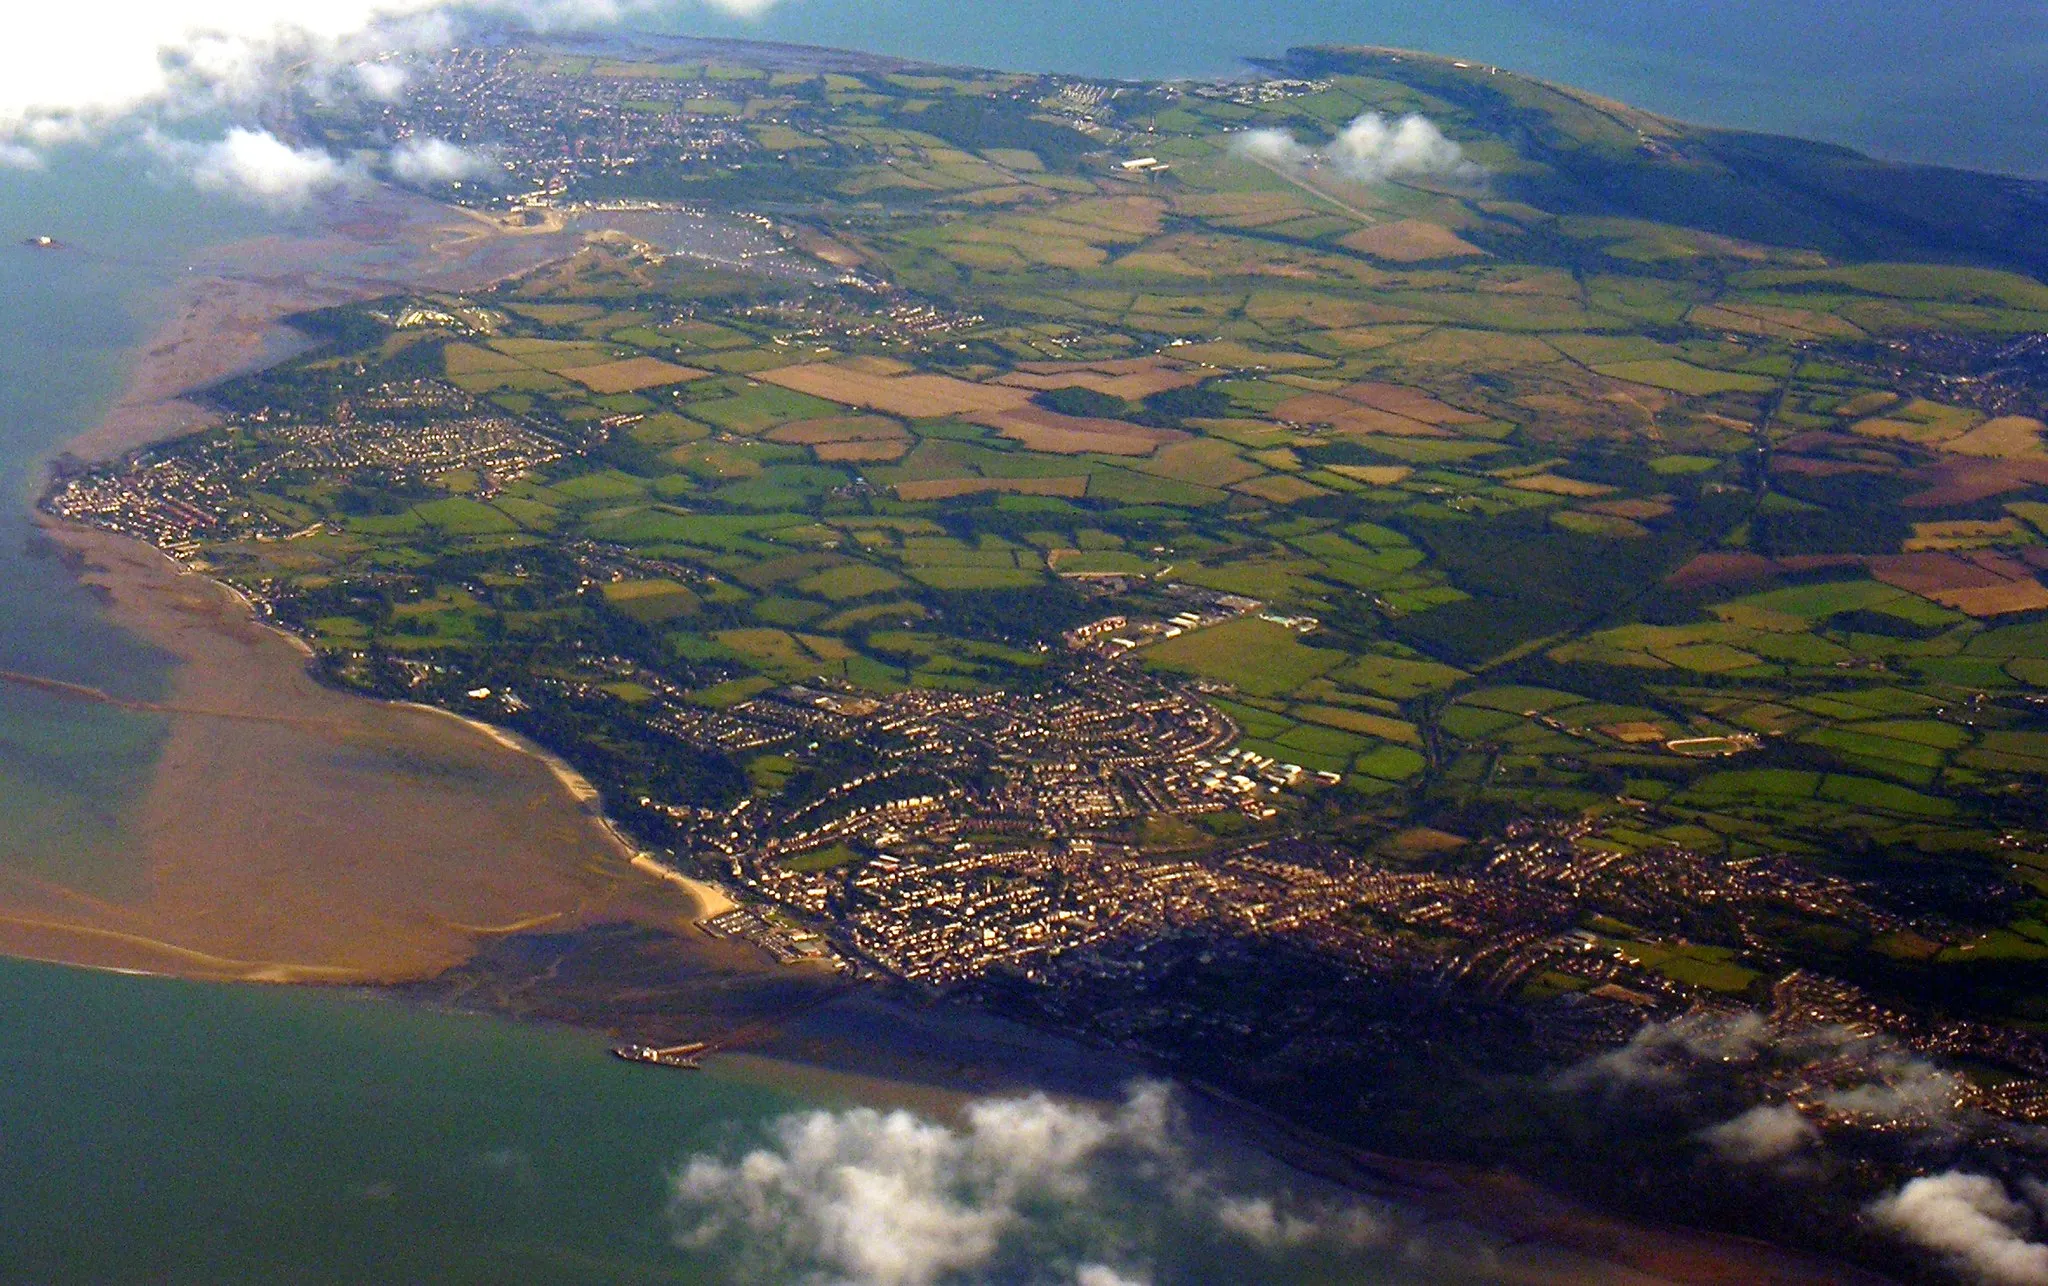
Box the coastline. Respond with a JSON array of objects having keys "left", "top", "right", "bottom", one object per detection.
[
  {"left": 1, "top": 522, "right": 688, "bottom": 982},
  {"left": 1, "top": 181, "right": 1894, "bottom": 1285},
  {"left": 56, "top": 186, "right": 592, "bottom": 467}
]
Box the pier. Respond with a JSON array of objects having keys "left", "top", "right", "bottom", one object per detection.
[{"left": 610, "top": 1040, "right": 711, "bottom": 1070}]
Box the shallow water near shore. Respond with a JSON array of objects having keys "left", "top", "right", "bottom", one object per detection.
[
  {"left": 0, "top": 156, "right": 803, "bottom": 1280},
  {"left": 0, "top": 153, "right": 268, "bottom": 884},
  {"left": 3, "top": 954, "right": 1676, "bottom": 1286}
]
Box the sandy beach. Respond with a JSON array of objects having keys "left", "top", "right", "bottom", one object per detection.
[
  {"left": 403, "top": 696, "right": 742, "bottom": 918},
  {"left": 0, "top": 524, "right": 701, "bottom": 981}
]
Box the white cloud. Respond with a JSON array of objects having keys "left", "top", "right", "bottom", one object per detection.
[
  {"left": 670, "top": 1086, "right": 1167, "bottom": 1286},
  {"left": 7, "top": 3, "right": 426, "bottom": 139},
  {"left": 353, "top": 60, "right": 411, "bottom": 102},
  {"left": 149, "top": 126, "right": 364, "bottom": 208},
  {"left": 1214, "top": 1194, "right": 1321, "bottom": 1247},
  {"left": 1074, "top": 1267, "right": 1150, "bottom": 1286},
  {"left": 1328, "top": 112, "right": 1474, "bottom": 182},
  {"left": 1871, "top": 1172, "right": 2048, "bottom": 1285},
  {"left": 1558, "top": 1011, "right": 1973, "bottom": 1150},
  {"left": 1231, "top": 127, "right": 1309, "bottom": 169},
  {"left": 389, "top": 134, "right": 497, "bottom": 184},
  {"left": 667, "top": 1081, "right": 1439, "bottom": 1286},
  {"left": 1212, "top": 1194, "right": 1390, "bottom": 1249},
  {"left": 1231, "top": 112, "right": 1479, "bottom": 185},
  {"left": 1555, "top": 1011, "right": 1772, "bottom": 1091},
  {"left": 1699, "top": 1104, "right": 1818, "bottom": 1165},
  {"left": 1819, "top": 1045, "right": 1966, "bottom": 1123}
]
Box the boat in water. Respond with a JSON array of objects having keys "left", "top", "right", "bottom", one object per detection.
[
  {"left": 610, "top": 1040, "right": 710, "bottom": 1070},
  {"left": 22, "top": 235, "right": 60, "bottom": 250}
]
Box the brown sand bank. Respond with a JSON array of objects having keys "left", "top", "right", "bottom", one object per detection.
[
  {"left": 0, "top": 190, "right": 698, "bottom": 983},
  {"left": 0, "top": 524, "right": 697, "bottom": 982}
]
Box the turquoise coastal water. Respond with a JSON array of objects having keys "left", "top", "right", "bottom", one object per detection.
[
  {"left": 666, "top": 0, "right": 2048, "bottom": 178},
  {"left": 0, "top": 156, "right": 791, "bottom": 1283},
  {"left": 0, "top": 956, "right": 1557, "bottom": 1284},
  {"left": 0, "top": 957, "right": 806, "bottom": 1284}
]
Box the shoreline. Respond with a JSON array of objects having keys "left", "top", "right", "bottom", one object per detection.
[
  {"left": 393, "top": 697, "right": 741, "bottom": 921},
  {"left": 1, "top": 521, "right": 692, "bottom": 983},
  {"left": 4, "top": 182, "right": 1891, "bottom": 1285},
  {"left": 55, "top": 187, "right": 593, "bottom": 470},
  {"left": 0, "top": 186, "right": 720, "bottom": 986},
  {"left": 0, "top": 179, "right": 762, "bottom": 988}
]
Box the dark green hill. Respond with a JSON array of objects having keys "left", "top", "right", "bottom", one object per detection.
[{"left": 1275, "top": 46, "right": 2048, "bottom": 279}]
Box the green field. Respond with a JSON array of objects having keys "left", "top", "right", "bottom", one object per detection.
[
  {"left": 601, "top": 578, "right": 701, "bottom": 622},
  {"left": 1145, "top": 618, "right": 1346, "bottom": 697},
  {"left": 414, "top": 497, "right": 518, "bottom": 534},
  {"left": 796, "top": 563, "right": 908, "bottom": 600}
]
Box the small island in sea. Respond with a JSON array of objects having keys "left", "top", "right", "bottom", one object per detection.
[{"left": 27, "top": 29, "right": 2048, "bottom": 1282}]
